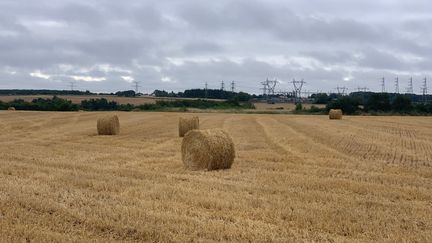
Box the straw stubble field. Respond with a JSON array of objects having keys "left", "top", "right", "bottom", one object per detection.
[{"left": 0, "top": 111, "right": 431, "bottom": 242}]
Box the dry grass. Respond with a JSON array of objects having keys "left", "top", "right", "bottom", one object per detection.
[
  {"left": 178, "top": 116, "right": 199, "bottom": 137},
  {"left": 181, "top": 129, "right": 235, "bottom": 170},
  {"left": 329, "top": 109, "right": 343, "bottom": 119},
  {"left": 0, "top": 111, "right": 432, "bottom": 242},
  {"left": 97, "top": 115, "right": 120, "bottom": 135}
]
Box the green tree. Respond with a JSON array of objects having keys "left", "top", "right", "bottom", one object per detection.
[
  {"left": 312, "top": 93, "right": 330, "bottom": 104},
  {"left": 392, "top": 95, "right": 412, "bottom": 112},
  {"left": 115, "top": 90, "right": 136, "bottom": 97},
  {"left": 365, "top": 93, "right": 391, "bottom": 112},
  {"left": 326, "top": 96, "right": 360, "bottom": 114},
  {"left": 81, "top": 98, "right": 118, "bottom": 110}
]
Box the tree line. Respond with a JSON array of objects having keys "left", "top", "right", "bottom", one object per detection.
[
  {"left": 3, "top": 89, "right": 432, "bottom": 115},
  {"left": 0, "top": 89, "right": 94, "bottom": 96},
  {"left": 322, "top": 92, "right": 432, "bottom": 115},
  {"left": 0, "top": 89, "right": 141, "bottom": 97},
  {"left": 152, "top": 89, "right": 253, "bottom": 102},
  {"left": 0, "top": 96, "right": 254, "bottom": 112},
  {"left": 0, "top": 89, "right": 253, "bottom": 100}
]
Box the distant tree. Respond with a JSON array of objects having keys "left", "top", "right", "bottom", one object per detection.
[
  {"left": 236, "top": 92, "right": 252, "bottom": 102},
  {"left": 365, "top": 93, "right": 391, "bottom": 112},
  {"left": 326, "top": 96, "right": 361, "bottom": 114},
  {"left": 81, "top": 98, "right": 118, "bottom": 110},
  {"left": 175, "top": 88, "right": 252, "bottom": 101},
  {"left": 0, "top": 89, "right": 95, "bottom": 96},
  {"left": 2, "top": 96, "right": 78, "bottom": 111},
  {"left": 0, "top": 101, "right": 6, "bottom": 110},
  {"left": 392, "top": 95, "right": 412, "bottom": 112},
  {"left": 153, "top": 90, "right": 170, "bottom": 97},
  {"left": 414, "top": 102, "right": 432, "bottom": 114},
  {"left": 115, "top": 90, "right": 136, "bottom": 97},
  {"left": 312, "top": 93, "right": 330, "bottom": 104}
]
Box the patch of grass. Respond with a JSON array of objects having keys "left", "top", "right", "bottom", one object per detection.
[{"left": 292, "top": 105, "right": 327, "bottom": 115}]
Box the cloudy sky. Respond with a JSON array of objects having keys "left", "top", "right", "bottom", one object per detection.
[{"left": 1, "top": 0, "right": 432, "bottom": 94}]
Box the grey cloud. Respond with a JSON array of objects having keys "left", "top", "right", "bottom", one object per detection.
[
  {"left": 357, "top": 48, "right": 406, "bottom": 70},
  {"left": 0, "top": 0, "right": 432, "bottom": 93},
  {"left": 182, "top": 41, "right": 223, "bottom": 54},
  {"left": 300, "top": 51, "right": 354, "bottom": 64},
  {"left": 51, "top": 3, "right": 105, "bottom": 27}
]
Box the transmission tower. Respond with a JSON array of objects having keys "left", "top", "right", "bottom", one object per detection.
[
  {"left": 357, "top": 87, "right": 369, "bottom": 92},
  {"left": 381, "top": 77, "right": 386, "bottom": 93},
  {"left": 422, "top": 77, "right": 428, "bottom": 103},
  {"left": 266, "top": 78, "right": 278, "bottom": 95},
  {"left": 220, "top": 81, "right": 225, "bottom": 91},
  {"left": 302, "top": 90, "right": 314, "bottom": 98},
  {"left": 395, "top": 76, "right": 399, "bottom": 94},
  {"left": 406, "top": 77, "right": 414, "bottom": 94},
  {"left": 260, "top": 78, "right": 278, "bottom": 97},
  {"left": 276, "top": 90, "right": 292, "bottom": 100},
  {"left": 132, "top": 81, "right": 141, "bottom": 94},
  {"left": 205, "top": 82, "right": 208, "bottom": 98},
  {"left": 290, "top": 79, "right": 306, "bottom": 104},
  {"left": 261, "top": 82, "right": 267, "bottom": 96},
  {"left": 69, "top": 81, "right": 76, "bottom": 91},
  {"left": 335, "top": 86, "right": 348, "bottom": 96},
  {"left": 231, "top": 81, "right": 235, "bottom": 93}
]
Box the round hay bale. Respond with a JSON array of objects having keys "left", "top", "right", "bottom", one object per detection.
[
  {"left": 97, "top": 115, "right": 120, "bottom": 135},
  {"left": 7, "top": 107, "right": 15, "bottom": 111},
  {"left": 179, "top": 116, "right": 199, "bottom": 137},
  {"left": 181, "top": 129, "right": 235, "bottom": 170},
  {"left": 329, "top": 109, "right": 343, "bottom": 120}
]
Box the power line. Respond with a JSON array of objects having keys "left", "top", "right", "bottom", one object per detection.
[
  {"left": 132, "top": 81, "right": 141, "bottom": 94},
  {"left": 422, "top": 77, "right": 428, "bottom": 103},
  {"left": 220, "top": 80, "right": 225, "bottom": 91},
  {"left": 381, "top": 77, "right": 386, "bottom": 93},
  {"left": 260, "top": 78, "right": 278, "bottom": 97},
  {"left": 357, "top": 87, "right": 369, "bottom": 92},
  {"left": 69, "top": 81, "right": 76, "bottom": 91},
  {"left": 335, "top": 86, "right": 348, "bottom": 96},
  {"left": 302, "top": 90, "right": 314, "bottom": 97},
  {"left": 261, "top": 80, "right": 267, "bottom": 97},
  {"left": 269, "top": 79, "right": 278, "bottom": 95},
  {"left": 290, "top": 79, "right": 306, "bottom": 104},
  {"left": 395, "top": 76, "right": 399, "bottom": 94},
  {"left": 204, "top": 82, "right": 208, "bottom": 99},
  {"left": 231, "top": 81, "right": 235, "bottom": 93},
  {"left": 406, "top": 77, "right": 414, "bottom": 94}
]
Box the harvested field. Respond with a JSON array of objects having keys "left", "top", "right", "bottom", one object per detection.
[{"left": 0, "top": 111, "right": 431, "bottom": 242}]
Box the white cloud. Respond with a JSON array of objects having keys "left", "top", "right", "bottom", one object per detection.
[
  {"left": 96, "top": 64, "right": 132, "bottom": 74},
  {"left": 161, "top": 76, "right": 175, "bottom": 83},
  {"left": 121, "top": 76, "right": 134, "bottom": 82},
  {"left": 71, "top": 75, "right": 106, "bottom": 82},
  {"left": 30, "top": 71, "right": 51, "bottom": 79}
]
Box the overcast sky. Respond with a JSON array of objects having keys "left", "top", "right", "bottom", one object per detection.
[{"left": 1, "top": 0, "right": 432, "bottom": 94}]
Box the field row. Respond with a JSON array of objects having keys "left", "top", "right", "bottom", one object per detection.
[{"left": 0, "top": 111, "right": 431, "bottom": 242}]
